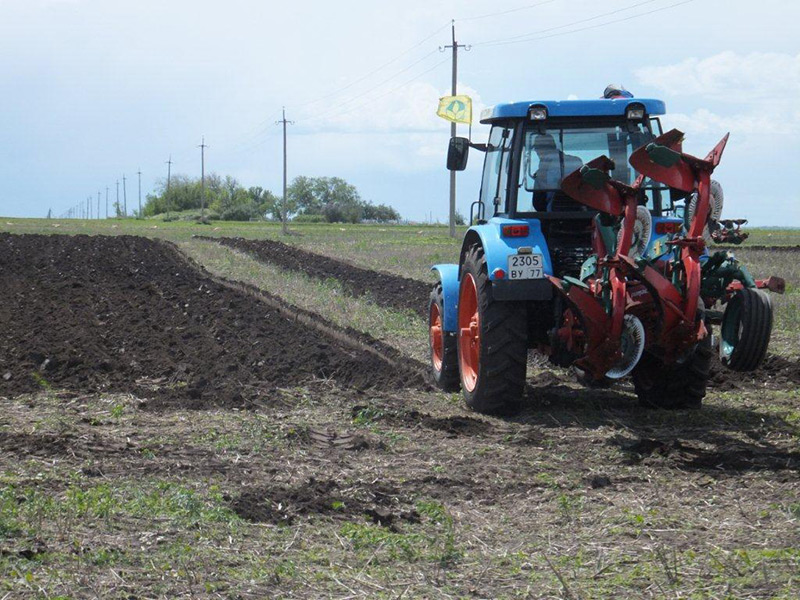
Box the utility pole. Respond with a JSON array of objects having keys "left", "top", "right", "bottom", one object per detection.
[
  {"left": 442, "top": 20, "right": 469, "bottom": 238},
  {"left": 116, "top": 180, "right": 120, "bottom": 217},
  {"left": 198, "top": 137, "right": 207, "bottom": 219},
  {"left": 105, "top": 186, "right": 109, "bottom": 219},
  {"left": 137, "top": 169, "right": 142, "bottom": 218},
  {"left": 122, "top": 175, "right": 128, "bottom": 217},
  {"left": 97, "top": 191, "right": 101, "bottom": 220},
  {"left": 166, "top": 156, "right": 173, "bottom": 192},
  {"left": 165, "top": 156, "right": 173, "bottom": 219},
  {"left": 275, "top": 107, "right": 294, "bottom": 235}
]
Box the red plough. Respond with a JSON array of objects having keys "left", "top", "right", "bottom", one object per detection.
[{"left": 548, "top": 157, "right": 648, "bottom": 380}]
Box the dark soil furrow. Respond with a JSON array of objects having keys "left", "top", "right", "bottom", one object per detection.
[
  {"left": 198, "top": 235, "right": 431, "bottom": 316},
  {"left": 0, "top": 233, "right": 424, "bottom": 408}
]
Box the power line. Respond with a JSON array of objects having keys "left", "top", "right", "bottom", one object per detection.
[
  {"left": 200, "top": 23, "right": 459, "bottom": 162},
  {"left": 292, "top": 21, "right": 451, "bottom": 112},
  {"left": 475, "top": 0, "right": 694, "bottom": 48},
  {"left": 299, "top": 56, "right": 449, "bottom": 127},
  {"left": 295, "top": 49, "right": 440, "bottom": 124},
  {"left": 475, "top": 0, "right": 661, "bottom": 46},
  {"left": 458, "top": 0, "right": 559, "bottom": 22}
]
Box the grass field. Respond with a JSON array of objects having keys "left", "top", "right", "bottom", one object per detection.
[{"left": 1, "top": 218, "right": 798, "bottom": 599}]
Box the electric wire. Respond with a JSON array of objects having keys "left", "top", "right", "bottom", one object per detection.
[
  {"left": 475, "top": 0, "right": 696, "bottom": 47},
  {"left": 457, "top": 0, "right": 559, "bottom": 22},
  {"left": 474, "top": 0, "right": 661, "bottom": 46},
  {"left": 298, "top": 57, "right": 450, "bottom": 127},
  {"left": 292, "top": 21, "right": 451, "bottom": 112},
  {"left": 294, "top": 49, "right": 441, "bottom": 123}
]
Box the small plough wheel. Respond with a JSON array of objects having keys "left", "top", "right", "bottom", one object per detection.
[
  {"left": 632, "top": 334, "right": 712, "bottom": 409},
  {"left": 457, "top": 245, "right": 527, "bottom": 415},
  {"left": 605, "top": 314, "right": 646, "bottom": 379},
  {"left": 428, "top": 283, "right": 460, "bottom": 391},
  {"left": 720, "top": 288, "right": 773, "bottom": 371}
]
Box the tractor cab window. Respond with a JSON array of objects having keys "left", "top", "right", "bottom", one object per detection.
[
  {"left": 480, "top": 126, "right": 513, "bottom": 215},
  {"left": 518, "top": 122, "right": 665, "bottom": 214}
]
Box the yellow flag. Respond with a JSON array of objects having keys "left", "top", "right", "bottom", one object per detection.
[{"left": 436, "top": 95, "right": 472, "bottom": 125}]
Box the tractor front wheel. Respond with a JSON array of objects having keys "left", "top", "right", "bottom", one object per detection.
[
  {"left": 632, "top": 334, "right": 712, "bottom": 409},
  {"left": 429, "top": 283, "right": 460, "bottom": 391},
  {"left": 457, "top": 245, "right": 527, "bottom": 415}
]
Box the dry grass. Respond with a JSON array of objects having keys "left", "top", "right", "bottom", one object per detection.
[
  {"left": 1, "top": 381, "right": 798, "bottom": 598},
  {"left": 181, "top": 238, "right": 429, "bottom": 363}
]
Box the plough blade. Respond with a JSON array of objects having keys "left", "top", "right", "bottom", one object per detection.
[
  {"left": 630, "top": 129, "right": 694, "bottom": 192},
  {"left": 630, "top": 129, "right": 730, "bottom": 192}
]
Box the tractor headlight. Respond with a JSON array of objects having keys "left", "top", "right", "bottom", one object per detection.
[
  {"left": 529, "top": 104, "right": 548, "bottom": 121},
  {"left": 626, "top": 103, "right": 645, "bottom": 120}
]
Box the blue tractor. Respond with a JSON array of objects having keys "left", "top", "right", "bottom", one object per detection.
[{"left": 428, "top": 91, "right": 777, "bottom": 414}]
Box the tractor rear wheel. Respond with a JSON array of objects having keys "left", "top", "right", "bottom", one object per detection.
[
  {"left": 632, "top": 334, "right": 712, "bottom": 409},
  {"left": 457, "top": 245, "right": 527, "bottom": 415},
  {"left": 720, "top": 288, "right": 773, "bottom": 371},
  {"left": 429, "top": 283, "right": 460, "bottom": 392}
]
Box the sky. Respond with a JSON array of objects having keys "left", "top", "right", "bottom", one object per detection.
[{"left": 0, "top": 0, "right": 798, "bottom": 225}]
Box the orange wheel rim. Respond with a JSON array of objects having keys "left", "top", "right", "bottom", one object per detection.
[
  {"left": 458, "top": 273, "right": 480, "bottom": 392},
  {"left": 429, "top": 301, "right": 444, "bottom": 372}
]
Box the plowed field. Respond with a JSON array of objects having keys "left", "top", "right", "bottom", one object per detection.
[{"left": 0, "top": 234, "right": 421, "bottom": 409}]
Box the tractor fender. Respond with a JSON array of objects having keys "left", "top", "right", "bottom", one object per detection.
[
  {"left": 431, "top": 264, "right": 460, "bottom": 332},
  {"left": 458, "top": 219, "right": 553, "bottom": 280}
]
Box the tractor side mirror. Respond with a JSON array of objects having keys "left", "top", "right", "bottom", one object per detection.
[{"left": 447, "top": 137, "right": 470, "bottom": 171}]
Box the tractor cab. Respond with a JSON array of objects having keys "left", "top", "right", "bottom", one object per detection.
[{"left": 448, "top": 97, "right": 682, "bottom": 278}]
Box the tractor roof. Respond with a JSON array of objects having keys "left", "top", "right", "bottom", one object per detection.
[{"left": 479, "top": 98, "right": 666, "bottom": 124}]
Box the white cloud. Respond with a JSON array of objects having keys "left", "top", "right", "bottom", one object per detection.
[
  {"left": 635, "top": 51, "right": 800, "bottom": 101},
  {"left": 663, "top": 107, "right": 800, "bottom": 138},
  {"left": 637, "top": 51, "right": 800, "bottom": 137},
  {"left": 298, "top": 80, "right": 488, "bottom": 134},
  {"left": 289, "top": 80, "right": 490, "bottom": 172}
]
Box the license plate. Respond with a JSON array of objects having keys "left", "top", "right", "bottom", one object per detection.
[{"left": 507, "top": 253, "right": 544, "bottom": 280}]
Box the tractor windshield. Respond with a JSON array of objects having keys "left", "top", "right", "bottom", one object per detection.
[{"left": 518, "top": 122, "right": 665, "bottom": 213}]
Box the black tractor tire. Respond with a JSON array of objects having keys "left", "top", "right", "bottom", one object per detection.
[
  {"left": 632, "top": 334, "right": 712, "bottom": 410},
  {"left": 428, "top": 283, "right": 460, "bottom": 392},
  {"left": 458, "top": 245, "right": 527, "bottom": 415},
  {"left": 720, "top": 288, "right": 773, "bottom": 371}
]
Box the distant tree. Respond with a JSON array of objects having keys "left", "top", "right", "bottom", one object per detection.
[
  {"left": 142, "top": 174, "right": 280, "bottom": 221},
  {"left": 362, "top": 203, "right": 401, "bottom": 223},
  {"left": 287, "top": 175, "right": 316, "bottom": 215},
  {"left": 247, "top": 186, "right": 280, "bottom": 220},
  {"left": 141, "top": 173, "right": 401, "bottom": 223},
  {"left": 286, "top": 176, "right": 400, "bottom": 223}
]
